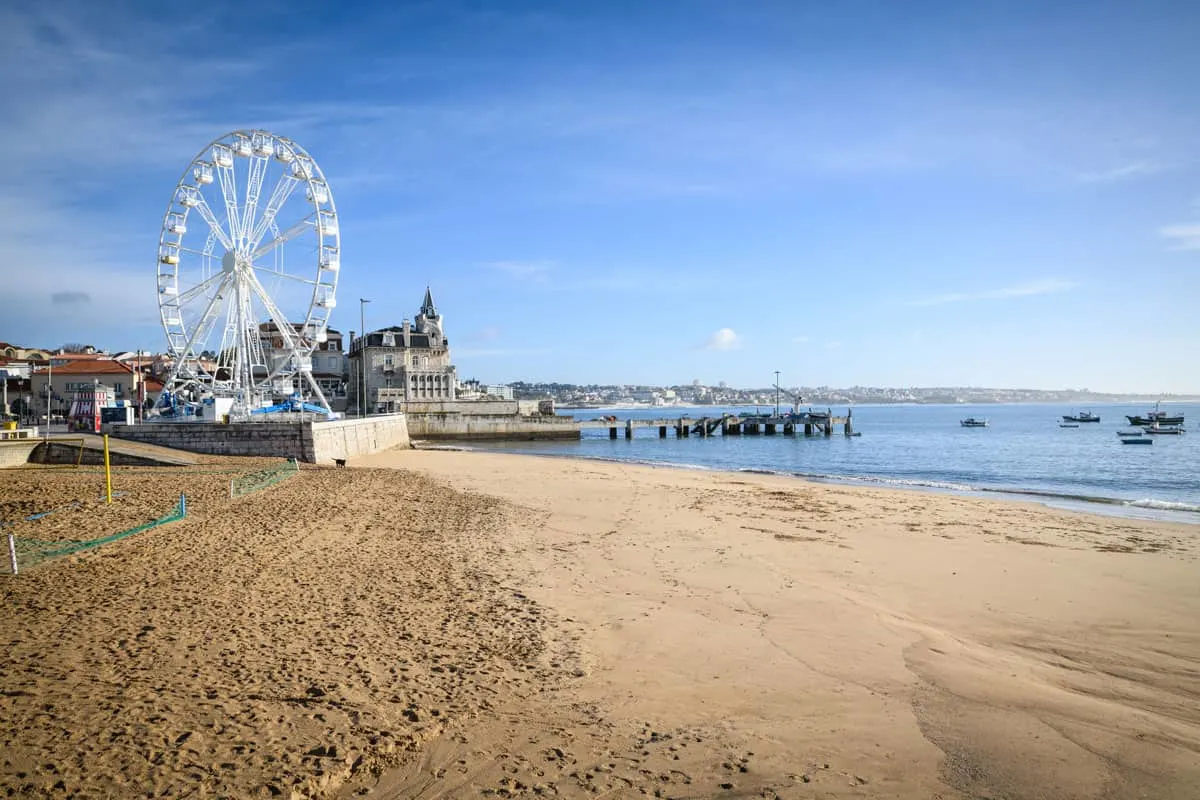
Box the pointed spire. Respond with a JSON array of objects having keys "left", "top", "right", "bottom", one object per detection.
[{"left": 420, "top": 286, "right": 437, "bottom": 318}]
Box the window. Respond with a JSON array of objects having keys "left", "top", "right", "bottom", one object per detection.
[{"left": 384, "top": 355, "right": 394, "bottom": 368}]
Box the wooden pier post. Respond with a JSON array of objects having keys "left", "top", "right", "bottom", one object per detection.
[
  {"left": 659, "top": 425, "right": 667, "bottom": 438},
  {"left": 765, "top": 423, "right": 776, "bottom": 435},
  {"left": 783, "top": 422, "right": 794, "bottom": 435},
  {"left": 609, "top": 426, "right": 618, "bottom": 439},
  {"left": 804, "top": 422, "right": 813, "bottom": 435},
  {"left": 625, "top": 419, "right": 634, "bottom": 439},
  {"left": 844, "top": 409, "right": 853, "bottom": 436}
]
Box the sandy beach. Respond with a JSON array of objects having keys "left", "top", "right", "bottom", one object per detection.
[{"left": 2, "top": 451, "right": 1198, "bottom": 798}]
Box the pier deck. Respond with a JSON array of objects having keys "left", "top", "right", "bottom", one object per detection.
[{"left": 576, "top": 411, "right": 855, "bottom": 439}]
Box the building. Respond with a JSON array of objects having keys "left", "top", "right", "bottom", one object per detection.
[
  {"left": 30, "top": 358, "right": 149, "bottom": 419},
  {"left": 348, "top": 288, "right": 458, "bottom": 414},
  {"left": 258, "top": 322, "right": 347, "bottom": 407},
  {"left": 0, "top": 342, "right": 50, "bottom": 361}
]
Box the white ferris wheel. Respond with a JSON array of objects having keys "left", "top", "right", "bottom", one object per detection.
[{"left": 155, "top": 129, "right": 340, "bottom": 418}]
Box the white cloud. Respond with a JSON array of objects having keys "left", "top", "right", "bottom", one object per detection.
[
  {"left": 1077, "top": 160, "right": 1162, "bottom": 183},
  {"left": 1159, "top": 223, "right": 1200, "bottom": 250},
  {"left": 703, "top": 328, "right": 742, "bottom": 351},
  {"left": 910, "top": 279, "right": 1077, "bottom": 307}
]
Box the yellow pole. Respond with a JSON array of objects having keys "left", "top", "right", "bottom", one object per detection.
[{"left": 103, "top": 433, "right": 112, "bottom": 504}]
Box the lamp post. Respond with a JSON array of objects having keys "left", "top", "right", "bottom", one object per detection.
[
  {"left": 774, "top": 370, "right": 781, "bottom": 417},
  {"left": 359, "top": 298, "right": 371, "bottom": 417},
  {"left": 45, "top": 358, "right": 52, "bottom": 440}
]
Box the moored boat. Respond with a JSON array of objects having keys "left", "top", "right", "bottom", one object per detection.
[
  {"left": 1059, "top": 423, "right": 1080, "bottom": 428},
  {"left": 1116, "top": 431, "right": 1144, "bottom": 438},
  {"left": 960, "top": 418, "right": 989, "bottom": 428},
  {"left": 1143, "top": 424, "right": 1185, "bottom": 435},
  {"left": 1121, "top": 437, "right": 1152, "bottom": 445},
  {"left": 1126, "top": 401, "right": 1184, "bottom": 427},
  {"left": 1062, "top": 411, "right": 1100, "bottom": 423}
]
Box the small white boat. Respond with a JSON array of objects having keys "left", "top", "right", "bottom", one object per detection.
[
  {"left": 1144, "top": 424, "right": 1185, "bottom": 435},
  {"left": 960, "top": 418, "right": 989, "bottom": 428}
]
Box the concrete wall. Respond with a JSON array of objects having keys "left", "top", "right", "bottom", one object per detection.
[
  {"left": 406, "top": 413, "right": 579, "bottom": 441},
  {"left": 402, "top": 400, "right": 520, "bottom": 416},
  {"left": 111, "top": 421, "right": 315, "bottom": 460},
  {"left": 310, "top": 414, "right": 410, "bottom": 462},
  {"left": 109, "top": 415, "right": 410, "bottom": 463}
]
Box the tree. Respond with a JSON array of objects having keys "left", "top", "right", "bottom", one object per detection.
[{"left": 59, "top": 343, "right": 95, "bottom": 354}]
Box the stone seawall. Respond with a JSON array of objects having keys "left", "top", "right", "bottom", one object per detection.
[
  {"left": 405, "top": 413, "right": 579, "bottom": 441},
  {"left": 310, "top": 415, "right": 411, "bottom": 462},
  {"left": 109, "top": 415, "right": 410, "bottom": 463}
]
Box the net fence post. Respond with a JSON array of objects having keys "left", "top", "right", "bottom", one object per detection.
[{"left": 6, "top": 531, "right": 17, "bottom": 576}]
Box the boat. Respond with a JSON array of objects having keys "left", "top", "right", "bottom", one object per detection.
[
  {"left": 1121, "top": 438, "right": 1153, "bottom": 445},
  {"left": 1143, "top": 424, "right": 1185, "bottom": 435},
  {"left": 1059, "top": 423, "right": 1080, "bottom": 428},
  {"left": 1062, "top": 411, "right": 1100, "bottom": 423},
  {"left": 1116, "top": 431, "right": 1144, "bottom": 438},
  {"left": 1126, "top": 401, "right": 1184, "bottom": 427},
  {"left": 960, "top": 418, "right": 989, "bottom": 428}
]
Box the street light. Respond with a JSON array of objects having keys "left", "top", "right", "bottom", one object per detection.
[
  {"left": 774, "top": 370, "right": 781, "bottom": 417},
  {"left": 359, "top": 298, "right": 371, "bottom": 417}
]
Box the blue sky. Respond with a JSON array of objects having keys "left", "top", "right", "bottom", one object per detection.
[{"left": 2, "top": 0, "right": 1198, "bottom": 392}]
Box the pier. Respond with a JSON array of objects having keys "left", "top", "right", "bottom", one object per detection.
[{"left": 578, "top": 410, "right": 855, "bottom": 439}]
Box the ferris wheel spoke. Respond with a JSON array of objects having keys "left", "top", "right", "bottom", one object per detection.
[
  {"left": 175, "top": 273, "right": 231, "bottom": 362},
  {"left": 175, "top": 272, "right": 226, "bottom": 306},
  {"left": 190, "top": 195, "right": 233, "bottom": 251},
  {"left": 178, "top": 245, "right": 219, "bottom": 259},
  {"left": 250, "top": 265, "right": 320, "bottom": 286},
  {"left": 247, "top": 172, "right": 301, "bottom": 250},
  {"left": 216, "top": 163, "right": 242, "bottom": 244},
  {"left": 241, "top": 155, "right": 269, "bottom": 248},
  {"left": 250, "top": 214, "right": 314, "bottom": 261},
  {"left": 245, "top": 269, "right": 307, "bottom": 354}
]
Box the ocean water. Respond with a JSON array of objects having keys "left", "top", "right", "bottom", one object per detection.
[{"left": 466, "top": 403, "right": 1200, "bottom": 524}]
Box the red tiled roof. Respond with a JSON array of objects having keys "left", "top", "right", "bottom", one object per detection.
[{"left": 36, "top": 360, "right": 134, "bottom": 375}]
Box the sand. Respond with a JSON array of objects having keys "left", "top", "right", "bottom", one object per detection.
[{"left": 2, "top": 451, "right": 1198, "bottom": 799}]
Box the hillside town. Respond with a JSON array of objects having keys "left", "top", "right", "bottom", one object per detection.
[{"left": 5, "top": 332, "right": 1195, "bottom": 428}]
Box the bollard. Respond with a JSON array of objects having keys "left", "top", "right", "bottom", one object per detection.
[
  {"left": 7, "top": 531, "right": 17, "bottom": 576},
  {"left": 103, "top": 434, "right": 113, "bottom": 504}
]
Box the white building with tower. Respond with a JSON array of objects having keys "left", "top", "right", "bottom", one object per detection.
[{"left": 348, "top": 288, "right": 458, "bottom": 414}]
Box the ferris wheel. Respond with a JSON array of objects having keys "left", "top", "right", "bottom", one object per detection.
[{"left": 154, "top": 129, "right": 339, "bottom": 418}]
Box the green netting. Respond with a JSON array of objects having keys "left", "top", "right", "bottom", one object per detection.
[
  {"left": 229, "top": 459, "right": 300, "bottom": 498},
  {"left": 11, "top": 494, "right": 186, "bottom": 569}
]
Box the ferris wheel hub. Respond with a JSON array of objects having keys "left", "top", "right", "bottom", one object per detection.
[{"left": 221, "top": 250, "right": 239, "bottom": 274}]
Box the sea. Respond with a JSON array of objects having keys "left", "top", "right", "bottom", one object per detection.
[{"left": 463, "top": 402, "right": 1200, "bottom": 525}]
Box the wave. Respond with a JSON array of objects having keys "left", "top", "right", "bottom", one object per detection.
[
  {"left": 463, "top": 446, "right": 1200, "bottom": 521},
  {"left": 783, "top": 470, "right": 978, "bottom": 494},
  {"left": 1123, "top": 498, "right": 1200, "bottom": 513}
]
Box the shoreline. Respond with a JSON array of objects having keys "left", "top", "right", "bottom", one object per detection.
[{"left": 413, "top": 441, "right": 1200, "bottom": 525}]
